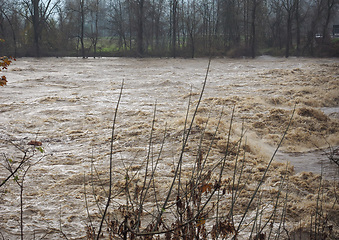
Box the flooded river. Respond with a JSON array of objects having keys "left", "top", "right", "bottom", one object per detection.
[{"left": 0, "top": 57, "right": 338, "bottom": 239}]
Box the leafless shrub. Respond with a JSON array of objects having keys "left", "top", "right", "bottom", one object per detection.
[
  {"left": 0, "top": 138, "right": 45, "bottom": 240},
  {"left": 84, "top": 59, "right": 296, "bottom": 240}
]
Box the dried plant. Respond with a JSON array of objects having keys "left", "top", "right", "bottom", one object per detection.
[
  {"left": 0, "top": 138, "right": 45, "bottom": 240},
  {"left": 84, "top": 59, "right": 299, "bottom": 240}
]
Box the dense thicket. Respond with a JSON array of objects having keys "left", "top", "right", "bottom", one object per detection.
[{"left": 0, "top": 0, "right": 338, "bottom": 58}]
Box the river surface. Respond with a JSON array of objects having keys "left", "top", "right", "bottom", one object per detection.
[{"left": 0, "top": 57, "right": 338, "bottom": 239}]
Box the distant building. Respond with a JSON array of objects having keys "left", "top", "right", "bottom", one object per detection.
[{"left": 333, "top": 25, "right": 339, "bottom": 38}]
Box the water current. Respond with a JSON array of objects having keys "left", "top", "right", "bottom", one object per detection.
[{"left": 0, "top": 57, "right": 338, "bottom": 239}]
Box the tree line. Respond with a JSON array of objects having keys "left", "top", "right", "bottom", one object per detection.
[{"left": 0, "top": 0, "right": 338, "bottom": 58}]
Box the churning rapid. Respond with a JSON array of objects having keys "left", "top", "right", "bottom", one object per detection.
[{"left": 0, "top": 57, "right": 338, "bottom": 239}]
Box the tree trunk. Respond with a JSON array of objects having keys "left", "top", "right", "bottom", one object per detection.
[
  {"left": 32, "top": 0, "right": 40, "bottom": 57},
  {"left": 251, "top": 0, "right": 257, "bottom": 58},
  {"left": 93, "top": 0, "right": 99, "bottom": 58},
  {"left": 322, "top": 0, "right": 335, "bottom": 44},
  {"left": 137, "top": 0, "right": 144, "bottom": 57},
  {"left": 285, "top": 13, "right": 292, "bottom": 58},
  {"left": 1, "top": 9, "right": 17, "bottom": 57},
  {"left": 295, "top": 0, "right": 300, "bottom": 56},
  {"left": 190, "top": 32, "right": 195, "bottom": 58},
  {"left": 80, "top": 0, "right": 85, "bottom": 58},
  {"left": 172, "top": 0, "right": 178, "bottom": 58}
]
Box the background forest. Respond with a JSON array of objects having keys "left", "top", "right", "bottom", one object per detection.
[{"left": 0, "top": 0, "right": 339, "bottom": 58}]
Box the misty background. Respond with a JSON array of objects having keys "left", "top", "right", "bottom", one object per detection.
[{"left": 0, "top": 0, "right": 338, "bottom": 58}]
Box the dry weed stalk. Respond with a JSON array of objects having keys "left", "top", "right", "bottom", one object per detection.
[{"left": 83, "top": 58, "right": 300, "bottom": 240}]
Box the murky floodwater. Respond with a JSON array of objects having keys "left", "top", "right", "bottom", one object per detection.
[
  {"left": 276, "top": 149, "right": 339, "bottom": 180},
  {"left": 0, "top": 57, "right": 338, "bottom": 239}
]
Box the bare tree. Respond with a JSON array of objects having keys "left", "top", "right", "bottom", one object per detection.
[
  {"left": 184, "top": 0, "right": 198, "bottom": 58},
  {"left": 282, "top": 0, "right": 297, "bottom": 57},
  {"left": 80, "top": 0, "right": 86, "bottom": 58},
  {"left": 0, "top": 0, "right": 336, "bottom": 57},
  {"left": 321, "top": 0, "right": 337, "bottom": 44},
  {"left": 137, "top": 0, "right": 144, "bottom": 56},
  {"left": 109, "top": 0, "right": 128, "bottom": 51},
  {"left": 295, "top": 0, "right": 301, "bottom": 55},
  {"left": 219, "top": 0, "right": 241, "bottom": 50},
  {"left": 88, "top": 0, "right": 100, "bottom": 58},
  {"left": 65, "top": 0, "right": 89, "bottom": 58},
  {"left": 21, "top": 0, "right": 60, "bottom": 57},
  {"left": 250, "top": 0, "right": 258, "bottom": 58},
  {"left": 171, "top": 0, "right": 178, "bottom": 57},
  {"left": 0, "top": 1, "right": 19, "bottom": 56},
  {"left": 270, "top": 0, "right": 284, "bottom": 50},
  {"left": 152, "top": 0, "right": 166, "bottom": 53},
  {"left": 304, "top": 0, "right": 326, "bottom": 55},
  {"left": 124, "top": 0, "right": 145, "bottom": 57}
]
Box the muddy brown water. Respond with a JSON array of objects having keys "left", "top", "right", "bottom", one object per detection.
[
  {"left": 275, "top": 149, "right": 339, "bottom": 180},
  {"left": 0, "top": 57, "right": 338, "bottom": 239}
]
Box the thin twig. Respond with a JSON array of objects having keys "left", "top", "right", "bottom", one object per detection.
[
  {"left": 96, "top": 80, "right": 124, "bottom": 240},
  {"left": 235, "top": 105, "right": 296, "bottom": 235},
  {"left": 153, "top": 57, "right": 212, "bottom": 231}
]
